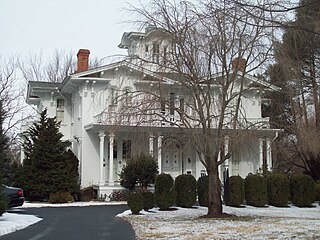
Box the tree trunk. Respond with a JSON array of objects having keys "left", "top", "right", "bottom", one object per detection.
[{"left": 206, "top": 164, "right": 223, "bottom": 216}]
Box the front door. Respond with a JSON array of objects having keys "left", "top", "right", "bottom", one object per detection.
[{"left": 163, "top": 149, "right": 180, "bottom": 178}]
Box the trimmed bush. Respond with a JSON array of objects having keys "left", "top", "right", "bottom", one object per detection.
[
  {"left": 266, "top": 173, "right": 290, "bottom": 207},
  {"left": 49, "top": 192, "right": 74, "bottom": 203},
  {"left": 175, "top": 174, "right": 197, "bottom": 208},
  {"left": 142, "top": 191, "right": 155, "bottom": 211},
  {"left": 197, "top": 176, "right": 208, "bottom": 207},
  {"left": 290, "top": 174, "right": 316, "bottom": 207},
  {"left": 127, "top": 192, "right": 143, "bottom": 214},
  {"left": 155, "top": 173, "right": 175, "bottom": 210},
  {"left": 315, "top": 182, "right": 320, "bottom": 205},
  {"left": 225, "top": 176, "right": 244, "bottom": 207},
  {"left": 244, "top": 174, "right": 267, "bottom": 207}
]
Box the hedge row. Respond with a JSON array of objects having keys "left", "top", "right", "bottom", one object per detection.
[
  {"left": 223, "top": 173, "right": 317, "bottom": 207},
  {"left": 127, "top": 173, "right": 318, "bottom": 214}
]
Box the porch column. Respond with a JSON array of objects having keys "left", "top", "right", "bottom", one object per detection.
[
  {"left": 266, "top": 138, "right": 272, "bottom": 171},
  {"left": 259, "top": 138, "right": 264, "bottom": 171},
  {"left": 157, "top": 135, "right": 163, "bottom": 173},
  {"left": 149, "top": 134, "right": 154, "bottom": 157},
  {"left": 109, "top": 133, "right": 115, "bottom": 186},
  {"left": 98, "top": 132, "right": 106, "bottom": 185}
]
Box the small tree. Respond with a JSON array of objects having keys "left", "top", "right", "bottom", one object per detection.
[
  {"left": 21, "top": 109, "right": 77, "bottom": 200},
  {"left": 120, "top": 153, "right": 158, "bottom": 191}
]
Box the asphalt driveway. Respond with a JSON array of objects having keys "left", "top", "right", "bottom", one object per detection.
[{"left": 0, "top": 205, "right": 135, "bottom": 240}]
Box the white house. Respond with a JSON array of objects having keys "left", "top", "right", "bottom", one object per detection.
[{"left": 25, "top": 27, "right": 281, "bottom": 198}]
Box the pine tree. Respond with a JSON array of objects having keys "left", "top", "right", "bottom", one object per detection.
[
  {"left": 21, "top": 109, "right": 79, "bottom": 201},
  {"left": 0, "top": 101, "right": 9, "bottom": 214},
  {"left": 269, "top": 0, "right": 320, "bottom": 180}
]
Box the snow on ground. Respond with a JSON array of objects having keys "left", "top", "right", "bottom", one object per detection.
[
  {"left": 0, "top": 212, "right": 42, "bottom": 236},
  {"left": 117, "top": 204, "right": 320, "bottom": 240}
]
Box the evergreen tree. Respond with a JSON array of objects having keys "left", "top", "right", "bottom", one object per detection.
[
  {"left": 0, "top": 101, "right": 9, "bottom": 214},
  {"left": 21, "top": 109, "right": 79, "bottom": 201},
  {"left": 269, "top": 0, "right": 320, "bottom": 180}
]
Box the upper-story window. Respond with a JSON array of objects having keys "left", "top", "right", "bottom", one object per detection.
[
  {"left": 152, "top": 43, "right": 160, "bottom": 63},
  {"left": 170, "top": 92, "right": 175, "bottom": 115},
  {"left": 124, "top": 88, "right": 132, "bottom": 105},
  {"left": 163, "top": 46, "right": 167, "bottom": 65},
  {"left": 110, "top": 88, "right": 118, "bottom": 106},
  {"left": 56, "top": 99, "right": 64, "bottom": 122}
]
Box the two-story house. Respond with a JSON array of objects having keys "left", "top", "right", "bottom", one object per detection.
[{"left": 25, "top": 27, "right": 281, "bottom": 197}]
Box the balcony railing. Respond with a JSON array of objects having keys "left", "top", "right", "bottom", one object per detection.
[{"left": 93, "top": 110, "right": 270, "bottom": 130}]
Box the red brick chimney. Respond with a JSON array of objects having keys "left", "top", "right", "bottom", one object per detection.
[
  {"left": 77, "top": 49, "right": 90, "bottom": 72},
  {"left": 232, "top": 57, "right": 247, "bottom": 72}
]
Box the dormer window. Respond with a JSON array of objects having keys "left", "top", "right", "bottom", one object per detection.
[
  {"left": 56, "top": 99, "right": 64, "bottom": 122},
  {"left": 152, "top": 43, "right": 160, "bottom": 63}
]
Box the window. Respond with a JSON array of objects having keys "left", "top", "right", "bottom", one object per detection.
[
  {"left": 145, "top": 45, "right": 149, "bottom": 53},
  {"left": 56, "top": 99, "right": 64, "bottom": 122},
  {"left": 160, "top": 98, "right": 165, "bottom": 114},
  {"left": 170, "top": 92, "right": 175, "bottom": 115},
  {"left": 122, "top": 140, "right": 132, "bottom": 159},
  {"left": 179, "top": 98, "right": 184, "bottom": 120},
  {"left": 163, "top": 46, "right": 167, "bottom": 65},
  {"left": 152, "top": 43, "right": 160, "bottom": 63},
  {"left": 111, "top": 88, "right": 118, "bottom": 106},
  {"left": 124, "top": 88, "right": 132, "bottom": 105}
]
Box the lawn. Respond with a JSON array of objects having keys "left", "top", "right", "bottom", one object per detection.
[{"left": 117, "top": 204, "right": 320, "bottom": 239}]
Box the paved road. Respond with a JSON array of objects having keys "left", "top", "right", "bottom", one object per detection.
[{"left": 1, "top": 205, "right": 135, "bottom": 240}]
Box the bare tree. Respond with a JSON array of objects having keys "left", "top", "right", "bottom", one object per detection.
[
  {"left": 19, "top": 49, "right": 100, "bottom": 83},
  {"left": 110, "top": 0, "right": 282, "bottom": 217}
]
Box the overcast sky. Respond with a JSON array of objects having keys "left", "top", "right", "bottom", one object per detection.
[{"left": 0, "top": 0, "right": 148, "bottom": 61}]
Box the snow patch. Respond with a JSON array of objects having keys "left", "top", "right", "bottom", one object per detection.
[
  {"left": 118, "top": 204, "right": 320, "bottom": 239},
  {"left": 0, "top": 213, "right": 42, "bottom": 236}
]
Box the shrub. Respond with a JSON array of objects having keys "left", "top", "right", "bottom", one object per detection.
[
  {"left": 290, "top": 174, "right": 316, "bottom": 207},
  {"left": 79, "top": 187, "right": 94, "bottom": 201},
  {"left": 109, "top": 189, "right": 131, "bottom": 201},
  {"left": 266, "top": 173, "right": 290, "bottom": 207},
  {"left": 225, "top": 176, "right": 244, "bottom": 207},
  {"left": 0, "top": 192, "right": 7, "bottom": 216},
  {"left": 244, "top": 174, "right": 267, "bottom": 207},
  {"left": 142, "top": 191, "right": 155, "bottom": 211},
  {"left": 197, "top": 176, "right": 208, "bottom": 207},
  {"left": 155, "top": 173, "right": 175, "bottom": 210},
  {"left": 175, "top": 174, "right": 197, "bottom": 208},
  {"left": 315, "top": 182, "right": 320, "bottom": 205},
  {"left": 49, "top": 192, "right": 74, "bottom": 204},
  {"left": 119, "top": 153, "right": 158, "bottom": 191},
  {"left": 127, "top": 192, "right": 143, "bottom": 214}
]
